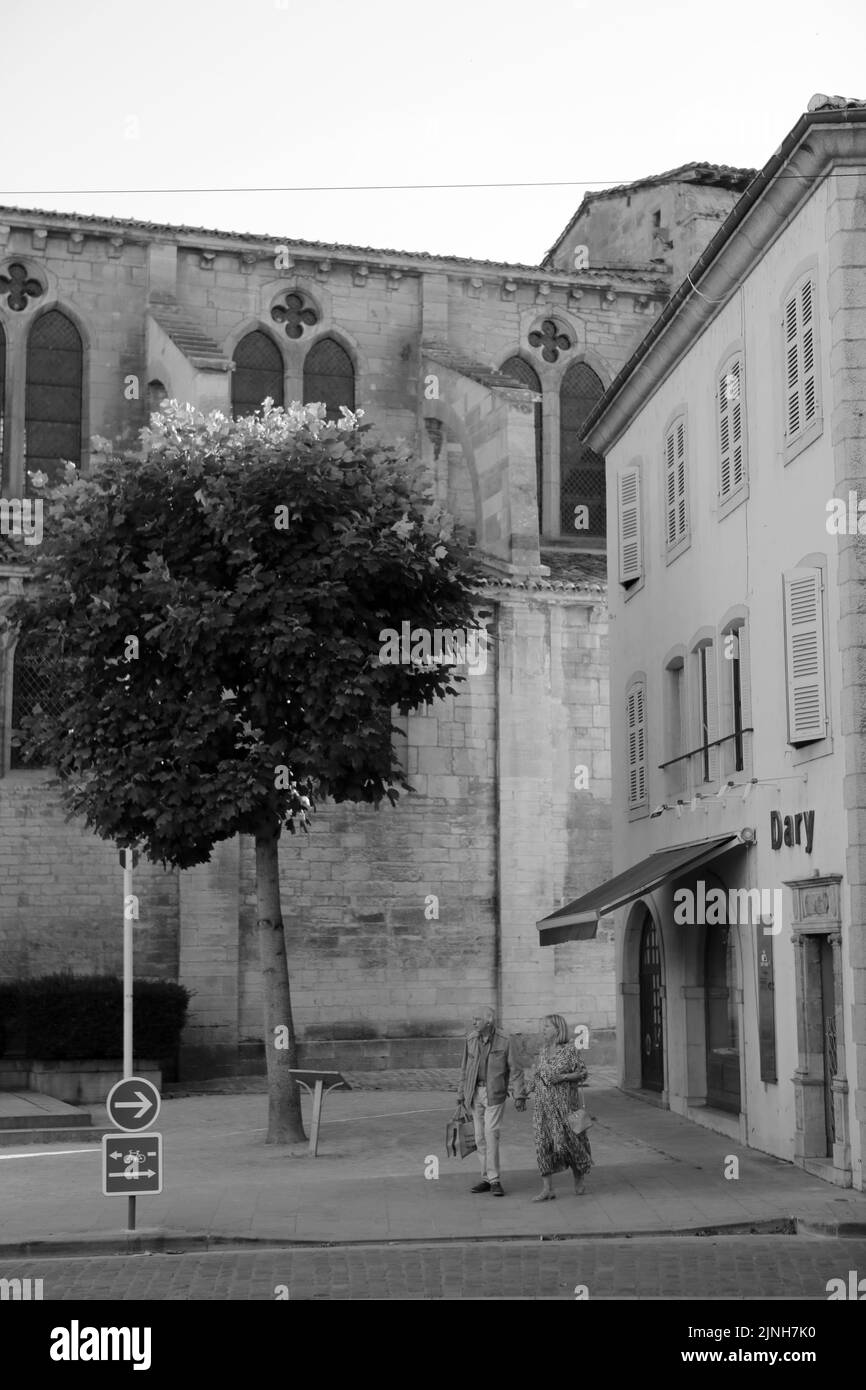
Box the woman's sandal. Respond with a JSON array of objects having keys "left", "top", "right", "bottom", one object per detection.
[{"left": 531, "top": 1191, "right": 556, "bottom": 1202}]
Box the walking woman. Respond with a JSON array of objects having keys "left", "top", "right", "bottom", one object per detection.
[{"left": 528, "top": 1014, "right": 592, "bottom": 1201}]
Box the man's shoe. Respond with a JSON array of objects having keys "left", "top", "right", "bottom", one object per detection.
[
  {"left": 470, "top": 1181, "right": 491, "bottom": 1193},
  {"left": 489, "top": 1181, "right": 505, "bottom": 1196}
]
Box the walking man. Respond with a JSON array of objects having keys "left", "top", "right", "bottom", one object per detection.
[{"left": 456, "top": 1007, "right": 526, "bottom": 1196}]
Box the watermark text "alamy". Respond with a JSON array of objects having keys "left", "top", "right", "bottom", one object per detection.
[
  {"left": 379, "top": 622, "right": 488, "bottom": 675},
  {"left": 0, "top": 498, "right": 43, "bottom": 545}
]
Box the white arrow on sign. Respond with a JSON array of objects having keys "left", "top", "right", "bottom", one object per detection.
[{"left": 114, "top": 1092, "right": 153, "bottom": 1120}]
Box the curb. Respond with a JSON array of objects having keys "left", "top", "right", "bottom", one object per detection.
[{"left": 3, "top": 1215, "right": 865, "bottom": 1259}]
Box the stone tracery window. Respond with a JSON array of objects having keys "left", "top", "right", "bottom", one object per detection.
[
  {"left": 231, "top": 331, "right": 285, "bottom": 418},
  {"left": 25, "top": 310, "right": 83, "bottom": 492},
  {"left": 9, "top": 629, "right": 68, "bottom": 770},
  {"left": 0, "top": 263, "right": 44, "bottom": 313},
  {"left": 303, "top": 337, "right": 355, "bottom": 420},
  {"left": 0, "top": 321, "right": 5, "bottom": 485},
  {"left": 271, "top": 292, "right": 319, "bottom": 340},
  {"left": 560, "top": 361, "right": 605, "bottom": 538},
  {"left": 528, "top": 318, "right": 572, "bottom": 364},
  {"left": 501, "top": 355, "right": 543, "bottom": 527}
]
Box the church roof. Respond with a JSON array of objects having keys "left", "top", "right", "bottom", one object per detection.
[
  {"left": 474, "top": 551, "right": 607, "bottom": 596},
  {"left": 542, "top": 161, "right": 758, "bottom": 267},
  {"left": 0, "top": 203, "right": 663, "bottom": 287},
  {"left": 422, "top": 345, "right": 538, "bottom": 392}
]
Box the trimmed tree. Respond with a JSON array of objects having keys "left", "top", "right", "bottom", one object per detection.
[{"left": 9, "top": 401, "right": 486, "bottom": 1143}]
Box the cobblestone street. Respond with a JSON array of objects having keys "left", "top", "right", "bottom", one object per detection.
[{"left": 3, "top": 1235, "right": 866, "bottom": 1300}]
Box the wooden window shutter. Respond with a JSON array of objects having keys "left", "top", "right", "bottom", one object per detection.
[
  {"left": 718, "top": 358, "right": 744, "bottom": 497},
  {"left": 665, "top": 418, "right": 687, "bottom": 547},
  {"left": 783, "top": 568, "right": 827, "bottom": 743},
  {"left": 665, "top": 429, "right": 677, "bottom": 545},
  {"left": 784, "top": 279, "right": 818, "bottom": 441},
  {"left": 618, "top": 467, "right": 642, "bottom": 583},
  {"left": 801, "top": 279, "right": 817, "bottom": 426},
  {"left": 627, "top": 682, "right": 647, "bottom": 807},
  {"left": 676, "top": 420, "right": 686, "bottom": 540}
]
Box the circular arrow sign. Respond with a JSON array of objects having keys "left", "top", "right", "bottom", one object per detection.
[{"left": 106, "top": 1077, "right": 161, "bottom": 1132}]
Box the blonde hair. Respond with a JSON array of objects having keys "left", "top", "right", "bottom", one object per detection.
[{"left": 543, "top": 1014, "right": 569, "bottom": 1045}]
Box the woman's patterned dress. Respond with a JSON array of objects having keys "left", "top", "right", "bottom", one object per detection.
[{"left": 530, "top": 1042, "right": 592, "bottom": 1179}]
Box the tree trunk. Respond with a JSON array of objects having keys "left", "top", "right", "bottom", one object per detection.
[{"left": 255, "top": 822, "right": 305, "bottom": 1143}]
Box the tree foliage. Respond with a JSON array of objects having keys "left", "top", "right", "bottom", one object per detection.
[{"left": 9, "top": 401, "right": 486, "bottom": 864}]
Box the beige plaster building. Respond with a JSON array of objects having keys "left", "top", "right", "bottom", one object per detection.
[{"left": 548, "top": 97, "right": 866, "bottom": 1189}]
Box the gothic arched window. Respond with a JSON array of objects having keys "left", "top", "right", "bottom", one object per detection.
[
  {"left": 232, "top": 331, "right": 285, "bottom": 418},
  {"left": 303, "top": 338, "right": 355, "bottom": 420},
  {"left": 0, "top": 320, "right": 6, "bottom": 486},
  {"left": 560, "top": 362, "right": 606, "bottom": 538},
  {"left": 147, "top": 379, "right": 168, "bottom": 420},
  {"left": 501, "top": 356, "right": 542, "bottom": 528},
  {"left": 25, "top": 310, "right": 83, "bottom": 492},
  {"left": 10, "top": 630, "right": 68, "bottom": 770}
]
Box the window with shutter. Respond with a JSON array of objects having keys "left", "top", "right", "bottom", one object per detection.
[
  {"left": 783, "top": 568, "right": 827, "bottom": 743},
  {"left": 617, "top": 466, "right": 641, "bottom": 584},
  {"left": 784, "top": 278, "right": 819, "bottom": 444},
  {"left": 718, "top": 357, "right": 745, "bottom": 499},
  {"left": 664, "top": 417, "right": 688, "bottom": 549},
  {"left": 627, "top": 681, "right": 647, "bottom": 808}
]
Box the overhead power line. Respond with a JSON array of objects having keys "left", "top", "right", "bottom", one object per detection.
[{"left": 0, "top": 171, "right": 860, "bottom": 198}]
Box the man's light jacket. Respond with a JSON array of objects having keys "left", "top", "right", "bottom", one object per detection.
[{"left": 457, "top": 1027, "right": 526, "bottom": 1108}]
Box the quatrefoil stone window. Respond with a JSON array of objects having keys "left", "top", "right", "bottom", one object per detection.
[
  {"left": 0, "top": 263, "right": 45, "bottom": 312},
  {"left": 528, "top": 319, "right": 572, "bottom": 363},
  {"left": 270, "top": 292, "right": 319, "bottom": 339}
]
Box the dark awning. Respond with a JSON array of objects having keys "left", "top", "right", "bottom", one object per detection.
[{"left": 537, "top": 833, "right": 746, "bottom": 945}]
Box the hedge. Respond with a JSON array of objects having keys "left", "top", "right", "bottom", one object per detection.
[{"left": 0, "top": 974, "right": 190, "bottom": 1062}]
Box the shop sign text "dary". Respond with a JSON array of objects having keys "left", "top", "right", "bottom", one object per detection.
[{"left": 770, "top": 810, "right": 814, "bottom": 853}]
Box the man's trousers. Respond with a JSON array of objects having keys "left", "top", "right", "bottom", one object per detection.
[{"left": 471, "top": 1083, "right": 505, "bottom": 1181}]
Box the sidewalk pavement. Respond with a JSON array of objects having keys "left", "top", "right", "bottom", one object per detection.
[{"left": 1, "top": 1069, "right": 865, "bottom": 1255}]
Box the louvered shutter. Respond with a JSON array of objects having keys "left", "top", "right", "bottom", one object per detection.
[
  {"left": 675, "top": 421, "right": 686, "bottom": 538},
  {"left": 784, "top": 279, "right": 818, "bottom": 441},
  {"left": 783, "top": 568, "right": 827, "bottom": 743},
  {"left": 618, "top": 467, "right": 642, "bottom": 583},
  {"left": 719, "top": 358, "right": 743, "bottom": 497},
  {"left": 627, "top": 683, "right": 647, "bottom": 807},
  {"left": 665, "top": 429, "right": 677, "bottom": 545},
  {"left": 665, "top": 419, "right": 687, "bottom": 546},
  {"left": 801, "top": 280, "right": 817, "bottom": 426}
]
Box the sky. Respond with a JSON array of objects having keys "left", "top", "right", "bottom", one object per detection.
[{"left": 1, "top": 0, "right": 865, "bottom": 267}]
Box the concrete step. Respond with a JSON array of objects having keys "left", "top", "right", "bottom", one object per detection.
[
  {"left": 0, "top": 1090, "right": 96, "bottom": 1132},
  {"left": 0, "top": 1125, "right": 108, "bottom": 1147}
]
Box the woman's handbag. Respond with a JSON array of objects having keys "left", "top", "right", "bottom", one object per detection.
[
  {"left": 566, "top": 1088, "right": 593, "bottom": 1136},
  {"left": 445, "top": 1104, "right": 477, "bottom": 1159}
]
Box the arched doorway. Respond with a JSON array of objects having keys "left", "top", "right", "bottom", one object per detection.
[
  {"left": 639, "top": 910, "right": 664, "bottom": 1091},
  {"left": 705, "top": 919, "right": 741, "bottom": 1113}
]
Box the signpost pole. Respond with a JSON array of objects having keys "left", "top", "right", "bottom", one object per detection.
[{"left": 122, "top": 848, "right": 135, "bottom": 1232}]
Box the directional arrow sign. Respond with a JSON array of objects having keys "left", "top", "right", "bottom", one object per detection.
[
  {"left": 102, "top": 1133, "right": 162, "bottom": 1196},
  {"left": 105, "top": 1077, "right": 161, "bottom": 1132}
]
